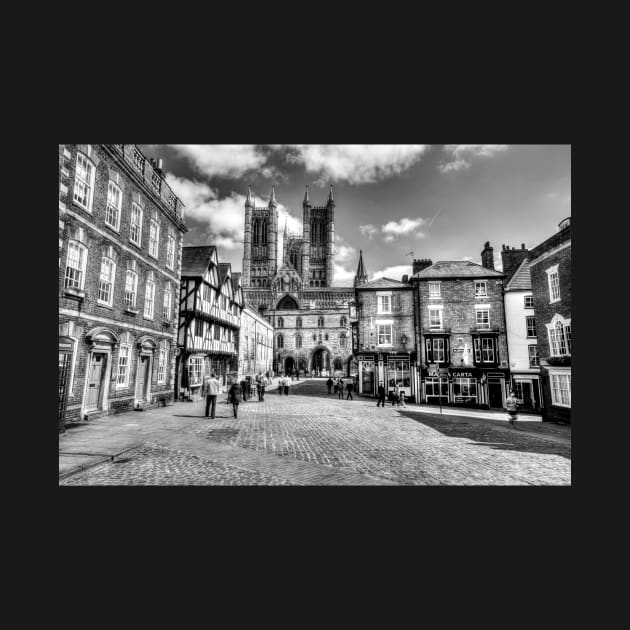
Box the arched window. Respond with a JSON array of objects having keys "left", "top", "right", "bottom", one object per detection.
[
  {"left": 334, "top": 358, "right": 342, "bottom": 370},
  {"left": 296, "top": 317, "right": 302, "bottom": 328},
  {"left": 547, "top": 316, "right": 571, "bottom": 357},
  {"left": 340, "top": 316, "right": 347, "bottom": 327},
  {"left": 277, "top": 317, "right": 284, "bottom": 328},
  {"left": 310, "top": 281, "right": 314, "bottom": 287},
  {"left": 277, "top": 334, "right": 284, "bottom": 349},
  {"left": 311, "top": 219, "right": 318, "bottom": 245},
  {"left": 325, "top": 333, "right": 329, "bottom": 341},
  {"left": 262, "top": 220, "right": 267, "bottom": 244},
  {"left": 318, "top": 316, "right": 324, "bottom": 327},
  {"left": 340, "top": 333, "right": 347, "bottom": 348},
  {"left": 320, "top": 221, "right": 326, "bottom": 245},
  {"left": 295, "top": 334, "right": 302, "bottom": 349}
]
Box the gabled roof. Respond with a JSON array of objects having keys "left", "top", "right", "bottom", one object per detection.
[
  {"left": 181, "top": 246, "right": 217, "bottom": 277},
  {"left": 217, "top": 262, "right": 231, "bottom": 285},
  {"left": 505, "top": 258, "right": 532, "bottom": 291},
  {"left": 414, "top": 260, "right": 504, "bottom": 279},
  {"left": 355, "top": 277, "right": 410, "bottom": 290},
  {"left": 231, "top": 272, "right": 241, "bottom": 293}
]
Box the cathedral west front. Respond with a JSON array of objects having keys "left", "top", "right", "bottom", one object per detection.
[{"left": 242, "top": 185, "right": 361, "bottom": 376}]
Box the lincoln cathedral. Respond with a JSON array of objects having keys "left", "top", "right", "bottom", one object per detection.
[{"left": 242, "top": 185, "right": 362, "bottom": 376}]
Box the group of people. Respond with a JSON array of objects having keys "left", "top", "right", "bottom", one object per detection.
[
  {"left": 203, "top": 371, "right": 272, "bottom": 420},
  {"left": 278, "top": 374, "right": 291, "bottom": 395},
  {"left": 326, "top": 377, "right": 354, "bottom": 400},
  {"left": 375, "top": 383, "right": 407, "bottom": 408}
]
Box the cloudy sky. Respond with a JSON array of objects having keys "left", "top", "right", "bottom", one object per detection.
[{"left": 140, "top": 145, "right": 571, "bottom": 285}]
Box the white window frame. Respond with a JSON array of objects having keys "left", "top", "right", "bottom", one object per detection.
[
  {"left": 116, "top": 344, "right": 130, "bottom": 388},
  {"left": 546, "top": 314, "right": 571, "bottom": 357},
  {"left": 474, "top": 281, "right": 488, "bottom": 298},
  {"left": 526, "top": 315, "right": 537, "bottom": 338},
  {"left": 97, "top": 257, "right": 116, "bottom": 307},
  {"left": 73, "top": 152, "right": 95, "bottom": 212},
  {"left": 546, "top": 264, "right": 560, "bottom": 303},
  {"left": 157, "top": 347, "right": 167, "bottom": 384},
  {"left": 130, "top": 203, "right": 143, "bottom": 246},
  {"left": 105, "top": 181, "right": 122, "bottom": 231},
  {"left": 432, "top": 337, "right": 446, "bottom": 362},
  {"left": 166, "top": 235, "right": 176, "bottom": 270},
  {"left": 524, "top": 295, "right": 534, "bottom": 309},
  {"left": 188, "top": 356, "right": 203, "bottom": 386},
  {"left": 475, "top": 309, "right": 490, "bottom": 330},
  {"left": 163, "top": 287, "right": 172, "bottom": 320},
  {"left": 428, "top": 307, "right": 443, "bottom": 330},
  {"left": 377, "top": 323, "right": 393, "bottom": 346},
  {"left": 64, "top": 241, "right": 88, "bottom": 290},
  {"left": 377, "top": 293, "right": 392, "bottom": 314},
  {"left": 124, "top": 270, "right": 138, "bottom": 308},
  {"left": 549, "top": 371, "right": 571, "bottom": 407},
  {"left": 528, "top": 344, "right": 539, "bottom": 367},
  {"left": 144, "top": 280, "right": 155, "bottom": 319},
  {"left": 481, "top": 337, "right": 495, "bottom": 363},
  {"left": 148, "top": 219, "right": 160, "bottom": 259},
  {"left": 428, "top": 282, "right": 441, "bottom": 298}
]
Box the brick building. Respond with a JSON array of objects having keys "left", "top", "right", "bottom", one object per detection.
[
  {"left": 58, "top": 144, "right": 186, "bottom": 432},
  {"left": 176, "top": 247, "right": 242, "bottom": 400},
  {"left": 237, "top": 305, "right": 274, "bottom": 380},
  {"left": 242, "top": 186, "right": 355, "bottom": 377},
  {"left": 411, "top": 243, "right": 510, "bottom": 410},
  {"left": 529, "top": 218, "right": 571, "bottom": 423},
  {"left": 353, "top": 257, "right": 417, "bottom": 400},
  {"left": 501, "top": 244, "right": 543, "bottom": 412}
]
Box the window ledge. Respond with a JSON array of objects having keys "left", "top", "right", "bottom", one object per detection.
[
  {"left": 63, "top": 287, "right": 85, "bottom": 301},
  {"left": 104, "top": 222, "right": 120, "bottom": 234},
  {"left": 549, "top": 298, "right": 561, "bottom": 304},
  {"left": 162, "top": 320, "right": 171, "bottom": 328},
  {"left": 124, "top": 307, "right": 139, "bottom": 316},
  {"left": 96, "top": 302, "right": 114, "bottom": 310},
  {"left": 143, "top": 316, "right": 154, "bottom": 322},
  {"left": 72, "top": 201, "right": 93, "bottom": 214}
]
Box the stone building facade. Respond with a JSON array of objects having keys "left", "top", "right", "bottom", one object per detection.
[
  {"left": 411, "top": 244, "right": 510, "bottom": 410},
  {"left": 242, "top": 186, "right": 354, "bottom": 377},
  {"left": 238, "top": 306, "right": 274, "bottom": 380},
  {"left": 58, "top": 144, "right": 186, "bottom": 432},
  {"left": 529, "top": 218, "right": 571, "bottom": 423}
]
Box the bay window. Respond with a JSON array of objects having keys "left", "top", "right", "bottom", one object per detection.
[
  {"left": 547, "top": 316, "right": 571, "bottom": 357},
  {"left": 550, "top": 372, "right": 571, "bottom": 407}
]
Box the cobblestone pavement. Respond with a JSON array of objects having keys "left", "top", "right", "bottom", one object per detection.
[
  {"left": 60, "top": 379, "right": 570, "bottom": 485},
  {"left": 184, "top": 380, "right": 571, "bottom": 485},
  {"left": 60, "top": 444, "right": 295, "bottom": 486}
]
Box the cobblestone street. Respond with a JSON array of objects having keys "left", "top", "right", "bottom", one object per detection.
[{"left": 60, "top": 379, "right": 571, "bottom": 486}]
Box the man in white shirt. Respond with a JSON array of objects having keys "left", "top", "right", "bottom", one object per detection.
[{"left": 205, "top": 372, "right": 221, "bottom": 419}]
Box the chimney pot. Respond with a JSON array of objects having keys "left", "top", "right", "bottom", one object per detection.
[{"left": 521, "top": 243, "right": 525, "bottom": 249}]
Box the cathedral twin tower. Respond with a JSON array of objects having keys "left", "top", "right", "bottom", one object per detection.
[{"left": 242, "top": 185, "right": 336, "bottom": 291}]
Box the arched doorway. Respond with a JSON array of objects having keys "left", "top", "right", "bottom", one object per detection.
[
  {"left": 311, "top": 348, "right": 331, "bottom": 377},
  {"left": 284, "top": 356, "right": 295, "bottom": 375},
  {"left": 277, "top": 295, "right": 299, "bottom": 310}
]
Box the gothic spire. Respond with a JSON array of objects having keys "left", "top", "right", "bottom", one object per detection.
[
  {"left": 328, "top": 184, "right": 334, "bottom": 204},
  {"left": 245, "top": 186, "right": 253, "bottom": 208},
  {"left": 303, "top": 185, "right": 310, "bottom": 205},
  {"left": 354, "top": 249, "right": 368, "bottom": 287},
  {"left": 269, "top": 185, "right": 277, "bottom": 207},
  {"left": 284, "top": 217, "right": 288, "bottom": 236}
]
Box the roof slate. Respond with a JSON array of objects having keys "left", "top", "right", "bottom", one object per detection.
[
  {"left": 505, "top": 258, "right": 532, "bottom": 291},
  {"left": 217, "top": 262, "right": 231, "bottom": 285},
  {"left": 414, "top": 260, "right": 504, "bottom": 279},
  {"left": 181, "top": 246, "right": 216, "bottom": 277},
  {"left": 355, "top": 277, "right": 410, "bottom": 289}
]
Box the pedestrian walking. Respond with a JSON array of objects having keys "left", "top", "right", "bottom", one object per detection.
[
  {"left": 258, "top": 373, "right": 267, "bottom": 401},
  {"left": 278, "top": 375, "right": 284, "bottom": 395},
  {"left": 399, "top": 390, "right": 406, "bottom": 408},
  {"left": 376, "top": 382, "right": 386, "bottom": 407},
  {"left": 346, "top": 380, "right": 354, "bottom": 400},
  {"left": 337, "top": 378, "right": 344, "bottom": 400},
  {"left": 228, "top": 379, "right": 242, "bottom": 419},
  {"left": 204, "top": 372, "right": 221, "bottom": 419},
  {"left": 505, "top": 389, "right": 519, "bottom": 427},
  {"left": 326, "top": 377, "right": 334, "bottom": 395},
  {"left": 284, "top": 375, "right": 290, "bottom": 396},
  {"left": 392, "top": 384, "right": 400, "bottom": 407}
]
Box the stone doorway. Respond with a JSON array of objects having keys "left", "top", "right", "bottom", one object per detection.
[{"left": 311, "top": 348, "right": 331, "bottom": 377}]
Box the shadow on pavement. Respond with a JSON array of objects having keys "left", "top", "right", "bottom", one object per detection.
[{"left": 398, "top": 409, "right": 571, "bottom": 460}]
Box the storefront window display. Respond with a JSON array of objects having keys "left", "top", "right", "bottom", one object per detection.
[
  {"left": 387, "top": 359, "right": 410, "bottom": 391},
  {"left": 360, "top": 360, "right": 375, "bottom": 395},
  {"left": 425, "top": 377, "right": 448, "bottom": 402},
  {"left": 452, "top": 377, "right": 478, "bottom": 404}
]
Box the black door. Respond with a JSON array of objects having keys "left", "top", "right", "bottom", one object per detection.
[
  {"left": 488, "top": 382, "right": 503, "bottom": 408},
  {"left": 58, "top": 352, "right": 71, "bottom": 429}
]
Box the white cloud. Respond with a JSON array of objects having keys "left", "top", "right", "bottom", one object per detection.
[
  {"left": 360, "top": 224, "right": 378, "bottom": 240},
  {"left": 439, "top": 145, "right": 508, "bottom": 173},
  {"left": 333, "top": 263, "right": 357, "bottom": 286},
  {"left": 371, "top": 265, "right": 412, "bottom": 282},
  {"left": 331, "top": 235, "right": 357, "bottom": 287},
  {"left": 170, "top": 144, "right": 267, "bottom": 178},
  {"left": 382, "top": 217, "right": 426, "bottom": 242},
  {"left": 284, "top": 144, "right": 430, "bottom": 184}
]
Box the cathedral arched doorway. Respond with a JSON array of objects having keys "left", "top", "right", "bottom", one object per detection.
[
  {"left": 284, "top": 356, "right": 295, "bottom": 375},
  {"left": 277, "top": 295, "right": 299, "bottom": 310},
  {"left": 311, "top": 348, "right": 331, "bottom": 377}
]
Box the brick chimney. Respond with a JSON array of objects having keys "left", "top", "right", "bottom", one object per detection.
[
  {"left": 402, "top": 274, "right": 409, "bottom": 284},
  {"left": 501, "top": 243, "right": 529, "bottom": 279},
  {"left": 413, "top": 259, "right": 432, "bottom": 275},
  {"left": 480, "top": 242, "right": 495, "bottom": 270}
]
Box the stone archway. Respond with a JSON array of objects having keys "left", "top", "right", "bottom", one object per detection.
[
  {"left": 311, "top": 347, "right": 331, "bottom": 376},
  {"left": 285, "top": 356, "right": 295, "bottom": 375}
]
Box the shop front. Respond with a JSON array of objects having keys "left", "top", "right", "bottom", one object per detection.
[
  {"left": 421, "top": 367, "right": 510, "bottom": 410},
  {"left": 509, "top": 373, "right": 543, "bottom": 413},
  {"left": 357, "top": 352, "right": 416, "bottom": 402}
]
